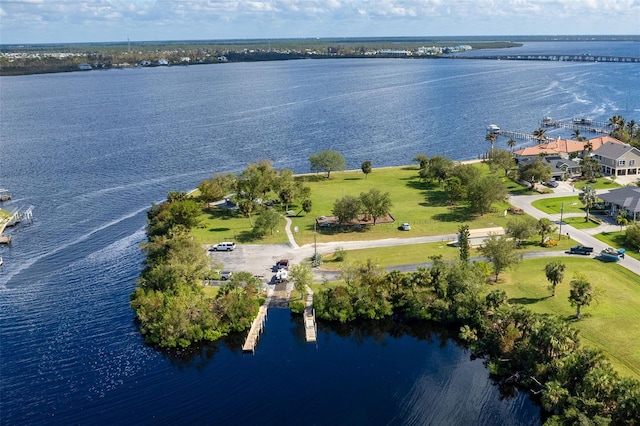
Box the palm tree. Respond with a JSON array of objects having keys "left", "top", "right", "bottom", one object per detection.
[
  {"left": 579, "top": 185, "right": 598, "bottom": 221},
  {"left": 626, "top": 119, "right": 637, "bottom": 137},
  {"left": 569, "top": 272, "right": 594, "bottom": 319},
  {"left": 485, "top": 132, "right": 496, "bottom": 151},
  {"left": 572, "top": 129, "right": 581, "bottom": 140},
  {"left": 536, "top": 218, "right": 557, "bottom": 244},
  {"left": 533, "top": 128, "right": 547, "bottom": 142},
  {"left": 545, "top": 261, "right": 565, "bottom": 296},
  {"left": 507, "top": 137, "right": 516, "bottom": 152},
  {"left": 583, "top": 140, "right": 593, "bottom": 154}
]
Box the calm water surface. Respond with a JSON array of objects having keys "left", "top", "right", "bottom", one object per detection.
[{"left": 1, "top": 44, "right": 639, "bottom": 424}]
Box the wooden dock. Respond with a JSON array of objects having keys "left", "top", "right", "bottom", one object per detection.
[
  {"left": 491, "top": 129, "right": 552, "bottom": 142},
  {"left": 541, "top": 117, "right": 609, "bottom": 134},
  {"left": 242, "top": 287, "right": 274, "bottom": 353},
  {"left": 303, "top": 285, "right": 317, "bottom": 343}
]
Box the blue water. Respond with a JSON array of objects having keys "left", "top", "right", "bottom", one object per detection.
[{"left": 1, "top": 42, "right": 639, "bottom": 424}]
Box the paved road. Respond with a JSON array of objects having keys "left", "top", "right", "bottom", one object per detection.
[{"left": 208, "top": 183, "right": 640, "bottom": 282}]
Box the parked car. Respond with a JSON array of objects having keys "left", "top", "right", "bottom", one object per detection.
[
  {"left": 210, "top": 242, "right": 236, "bottom": 251},
  {"left": 401, "top": 222, "right": 411, "bottom": 231},
  {"left": 276, "top": 259, "right": 290, "bottom": 270},
  {"left": 545, "top": 180, "right": 559, "bottom": 188},
  {"left": 220, "top": 271, "right": 233, "bottom": 280}
]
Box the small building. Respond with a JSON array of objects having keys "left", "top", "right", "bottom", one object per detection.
[
  {"left": 592, "top": 142, "right": 640, "bottom": 177},
  {"left": 598, "top": 186, "right": 640, "bottom": 221}
]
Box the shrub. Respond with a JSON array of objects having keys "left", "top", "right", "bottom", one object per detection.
[
  {"left": 542, "top": 239, "right": 558, "bottom": 247},
  {"left": 289, "top": 300, "right": 305, "bottom": 314},
  {"left": 334, "top": 246, "right": 346, "bottom": 262}
]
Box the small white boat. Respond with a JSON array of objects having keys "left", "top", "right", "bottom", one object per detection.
[
  {"left": 486, "top": 124, "right": 501, "bottom": 134},
  {"left": 0, "top": 257, "right": 3, "bottom": 267}
]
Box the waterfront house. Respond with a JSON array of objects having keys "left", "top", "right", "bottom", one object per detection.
[
  {"left": 513, "top": 135, "right": 624, "bottom": 160},
  {"left": 598, "top": 186, "right": 640, "bottom": 221},
  {"left": 592, "top": 142, "right": 640, "bottom": 177},
  {"left": 519, "top": 156, "right": 582, "bottom": 181}
]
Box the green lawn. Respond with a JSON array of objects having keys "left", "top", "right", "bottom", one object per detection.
[
  {"left": 563, "top": 216, "right": 600, "bottom": 229},
  {"left": 316, "top": 236, "right": 575, "bottom": 271},
  {"left": 573, "top": 176, "right": 622, "bottom": 190},
  {"left": 190, "top": 206, "right": 290, "bottom": 245},
  {"left": 189, "top": 163, "right": 528, "bottom": 246},
  {"left": 290, "top": 165, "right": 516, "bottom": 246},
  {"left": 594, "top": 230, "right": 640, "bottom": 261},
  {"left": 531, "top": 196, "right": 584, "bottom": 214},
  {"left": 500, "top": 257, "right": 640, "bottom": 380}
]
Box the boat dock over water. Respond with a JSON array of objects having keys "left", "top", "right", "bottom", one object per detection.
[
  {"left": 303, "top": 286, "right": 317, "bottom": 343},
  {"left": 541, "top": 116, "right": 609, "bottom": 134},
  {"left": 242, "top": 287, "right": 273, "bottom": 353}
]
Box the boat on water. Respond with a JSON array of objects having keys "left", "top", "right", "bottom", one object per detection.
[
  {"left": 0, "top": 257, "right": 3, "bottom": 267},
  {"left": 598, "top": 247, "right": 625, "bottom": 262},
  {"left": 0, "top": 189, "right": 11, "bottom": 202},
  {"left": 573, "top": 117, "right": 593, "bottom": 125},
  {"left": 486, "top": 124, "right": 501, "bottom": 134}
]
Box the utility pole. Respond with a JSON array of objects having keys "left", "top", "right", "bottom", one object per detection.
[{"left": 558, "top": 202, "right": 564, "bottom": 240}]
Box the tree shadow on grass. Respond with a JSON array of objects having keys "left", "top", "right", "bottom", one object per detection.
[
  {"left": 432, "top": 205, "right": 476, "bottom": 223},
  {"left": 508, "top": 296, "right": 551, "bottom": 305}
]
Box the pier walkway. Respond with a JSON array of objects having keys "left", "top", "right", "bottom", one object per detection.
[
  {"left": 242, "top": 286, "right": 274, "bottom": 353},
  {"left": 303, "top": 285, "right": 317, "bottom": 343},
  {"left": 541, "top": 117, "right": 609, "bottom": 134}
]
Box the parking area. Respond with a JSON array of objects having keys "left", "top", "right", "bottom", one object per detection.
[{"left": 207, "top": 243, "right": 295, "bottom": 284}]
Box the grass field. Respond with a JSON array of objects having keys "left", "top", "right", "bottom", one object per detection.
[
  {"left": 500, "top": 257, "right": 640, "bottom": 380},
  {"left": 190, "top": 163, "right": 527, "bottom": 246},
  {"left": 594, "top": 230, "right": 640, "bottom": 261},
  {"left": 573, "top": 177, "right": 622, "bottom": 190},
  {"left": 531, "top": 196, "right": 584, "bottom": 214}
]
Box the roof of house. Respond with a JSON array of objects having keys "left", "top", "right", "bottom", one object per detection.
[
  {"left": 519, "top": 155, "right": 580, "bottom": 174},
  {"left": 593, "top": 141, "right": 640, "bottom": 160},
  {"left": 599, "top": 186, "right": 640, "bottom": 213},
  {"left": 514, "top": 135, "right": 624, "bottom": 157}
]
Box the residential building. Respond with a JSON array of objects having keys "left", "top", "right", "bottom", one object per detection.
[
  {"left": 598, "top": 186, "right": 640, "bottom": 221},
  {"left": 592, "top": 142, "right": 640, "bottom": 177},
  {"left": 513, "top": 135, "right": 624, "bottom": 160},
  {"left": 517, "top": 156, "right": 581, "bottom": 181}
]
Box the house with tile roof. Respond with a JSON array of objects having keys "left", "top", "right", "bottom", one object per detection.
[
  {"left": 598, "top": 186, "right": 640, "bottom": 221},
  {"left": 513, "top": 135, "right": 624, "bottom": 160},
  {"left": 592, "top": 142, "right": 640, "bottom": 178}
]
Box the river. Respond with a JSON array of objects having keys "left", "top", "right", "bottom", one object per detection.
[{"left": 1, "top": 41, "right": 639, "bottom": 424}]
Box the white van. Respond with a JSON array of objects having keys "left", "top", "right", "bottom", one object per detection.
[{"left": 211, "top": 242, "right": 236, "bottom": 251}]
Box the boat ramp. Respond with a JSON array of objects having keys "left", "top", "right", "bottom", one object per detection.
[{"left": 303, "top": 285, "right": 317, "bottom": 343}]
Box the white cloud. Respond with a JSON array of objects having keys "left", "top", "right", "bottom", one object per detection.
[{"left": 0, "top": 0, "right": 638, "bottom": 44}]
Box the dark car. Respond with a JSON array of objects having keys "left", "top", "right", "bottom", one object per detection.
[
  {"left": 546, "top": 180, "right": 559, "bottom": 188},
  {"left": 276, "top": 259, "right": 290, "bottom": 270}
]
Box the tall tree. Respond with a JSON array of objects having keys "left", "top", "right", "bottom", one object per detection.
[
  {"left": 520, "top": 158, "right": 552, "bottom": 184},
  {"left": 485, "top": 132, "right": 497, "bottom": 151},
  {"left": 545, "top": 261, "right": 566, "bottom": 296},
  {"left": 467, "top": 175, "right": 508, "bottom": 215},
  {"left": 537, "top": 218, "right": 557, "bottom": 244},
  {"left": 487, "top": 148, "right": 514, "bottom": 176},
  {"left": 506, "top": 216, "right": 537, "bottom": 247},
  {"left": 479, "top": 235, "right": 521, "bottom": 282},
  {"left": 444, "top": 176, "right": 466, "bottom": 204},
  {"left": 579, "top": 185, "right": 598, "bottom": 221},
  {"left": 361, "top": 160, "right": 372, "bottom": 179},
  {"left": 332, "top": 195, "right": 361, "bottom": 224},
  {"left": 458, "top": 224, "right": 470, "bottom": 263},
  {"left": 359, "top": 188, "right": 392, "bottom": 225},
  {"left": 309, "top": 150, "right": 346, "bottom": 178},
  {"left": 507, "top": 137, "right": 516, "bottom": 152},
  {"left": 533, "top": 127, "right": 548, "bottom": 142},
  {"left": 580, "top": 155, "right": 599, "bottom": 182},
  {"left": 253, "top": 208, "right": 281, "bottom": 236},
  {"left": 569, "top": 272, "right": 595, "bottom": 319},
  {"left": 237, "top": 160, "right": 276, "bottom": 201},
  {"left": 289, "top": 264, "right": 313, "bottom": 300},
  {"left": 413, "top": 153, "right": 429, "bottom": 169}
]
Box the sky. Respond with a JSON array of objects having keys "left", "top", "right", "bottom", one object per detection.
[{"left": 0, "top": 0, "right": 639, "bottom": 45}]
